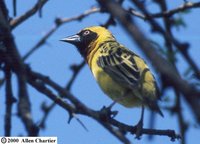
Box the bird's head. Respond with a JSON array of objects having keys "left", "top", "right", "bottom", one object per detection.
[{"left": 60, "top": 26, "right": 115, "bottom": 57}]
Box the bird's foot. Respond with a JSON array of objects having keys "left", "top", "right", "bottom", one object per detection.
[
  {"left": 99, "top": 105, "right": 118, "bottom": 121},
  {"left": 135, "top": 119, "right": 143, "bottom": 139}
]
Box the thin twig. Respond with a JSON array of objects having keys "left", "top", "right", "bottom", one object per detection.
[
  {"left": 22, "top": 26, "right": 57, "bottom": 61},
  {"left": 151, "top": 1, "right": 200, "bottom": 18},
  {"left": 39, "top": 102, "right": 56, "bottom": 129},
  {"left": 129, "top": 2, "right": 200, "bottom": 19},
  {"left": 59, "top": 7, "right": 100, "bottom": 23},
  {"left": 13, "top": 0, "right": 17, "bottom": 16},
  {"left": 66, "top": 61, "right": 85, "bottom": 90},
  {"left": 174, "top": 92, "right": 187, "bottom": 144},
  {"left": 10, "top": 0, "right": 48, "bottom": 29}
]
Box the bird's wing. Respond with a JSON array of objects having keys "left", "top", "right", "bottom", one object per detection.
[{"left": 97, "top": 47, "right": 141, "bottom": 88}]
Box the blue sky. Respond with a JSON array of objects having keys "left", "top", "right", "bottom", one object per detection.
[{"left": 1, "top": 0, "right": 200, "bottom": 144}]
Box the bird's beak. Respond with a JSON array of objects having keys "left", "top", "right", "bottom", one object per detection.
[{"left": 60, "top": 34, "right": 81, "bottom": 45}]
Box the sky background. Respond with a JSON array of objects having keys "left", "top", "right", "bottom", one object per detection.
[{"left": 0, "top": 0, "right": 200, "bottom": 144}]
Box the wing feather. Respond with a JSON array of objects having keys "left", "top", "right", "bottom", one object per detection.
[{"left": 97, "top": 47, "right": 140, "bottom": 88}]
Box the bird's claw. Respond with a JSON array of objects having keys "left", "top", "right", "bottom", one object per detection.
[
  {"left": 135, "top": 119, "right": 143, "bottom": 139},
  {"left": 99, "top": 105, "right": 118, "bottom": 120}
]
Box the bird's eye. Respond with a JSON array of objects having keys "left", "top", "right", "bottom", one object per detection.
[{"left": 83, "top": 30, "right": 90, "bottom": 36}]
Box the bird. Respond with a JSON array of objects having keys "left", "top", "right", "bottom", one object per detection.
[{"left": 60, "top": 26, "right": 163, "bottom": 131}]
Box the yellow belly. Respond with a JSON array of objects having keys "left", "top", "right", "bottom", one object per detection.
[{"left": 90, "top": 61, "right": 142, "bottom": 107}]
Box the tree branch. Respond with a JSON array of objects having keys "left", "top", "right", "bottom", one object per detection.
[
  {"left": 4, "top": 66, "right": 17, "bottom": 136},
  {"left": 0, "top": 3, "right": 38, "bottom": 136}
]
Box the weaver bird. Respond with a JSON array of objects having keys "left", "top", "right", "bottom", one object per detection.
[{"left": 61, "top": 26, "right": 163, "bottom": 130}]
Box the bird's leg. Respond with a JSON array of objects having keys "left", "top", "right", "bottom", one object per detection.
[
  {"left": 100, "top": 90, "right": 131, "bottom": 118},
  {"left": 135, "top": 105, "right": 145, "bottom": 139},
  {"left": 100, "top": 90, "right": 130, "bottom": 119},
  {"left": 107, "top": 101, "right": 116, "bottom": 109}
]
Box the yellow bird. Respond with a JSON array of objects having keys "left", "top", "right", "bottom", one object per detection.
[{"left": 61, "top": 26, "right": 163, "bottom": 127}]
